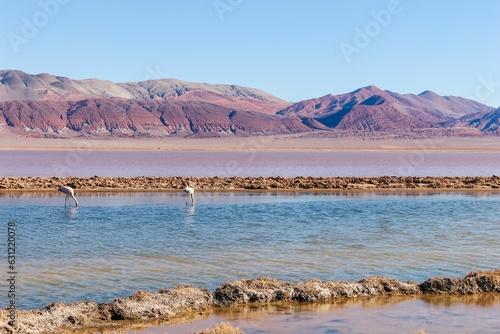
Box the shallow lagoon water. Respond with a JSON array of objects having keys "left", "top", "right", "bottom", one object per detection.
[{"left": 1, "top": 191, "right": 499, "bottom": 311}]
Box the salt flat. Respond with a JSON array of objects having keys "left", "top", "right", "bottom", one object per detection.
[{"left": 1, "top": 135, "right": 500, "bottom": 151}]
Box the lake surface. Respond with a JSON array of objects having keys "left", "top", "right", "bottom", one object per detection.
[
  {"left": 1, "top": 150, "right": 500, "bottom": 177},
  {"left": 1, "top": 191, "right": 499, "bottom": 311}
]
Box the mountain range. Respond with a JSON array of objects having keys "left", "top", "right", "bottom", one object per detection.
[{"left": 0, "top": 69, "right": 498, "bottom": 139}]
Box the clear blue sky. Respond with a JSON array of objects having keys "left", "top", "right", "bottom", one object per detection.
[{"left": 1, "top": 0, "right": 499, "bottom": 107}]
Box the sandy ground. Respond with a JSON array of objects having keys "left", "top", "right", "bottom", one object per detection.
[{"left": 1, "top": 135, "right": 500, "bottom": 151}]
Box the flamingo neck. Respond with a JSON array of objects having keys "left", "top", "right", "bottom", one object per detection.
[{"left": 72, "top": 194, "right": 78, "bottom": 207}]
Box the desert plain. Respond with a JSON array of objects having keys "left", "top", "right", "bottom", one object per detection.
[{"left": 1, "top": 135, "right": 500, "bottom": 151}]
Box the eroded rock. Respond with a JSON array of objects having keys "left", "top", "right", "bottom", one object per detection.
[{"left": 420, "top": 270, "right": 500, "bottom": 294}]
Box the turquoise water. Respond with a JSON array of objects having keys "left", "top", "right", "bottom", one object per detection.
[{"left": 1, "top": 191, "right": 499, "bottom": 310}]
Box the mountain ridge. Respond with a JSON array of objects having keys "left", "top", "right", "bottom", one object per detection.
[
  {"left": 0, "top": 69, "right": 290, "bottom": 114},
  {"left": 0, "top": 70, "right": 498, "bottom": 138}
]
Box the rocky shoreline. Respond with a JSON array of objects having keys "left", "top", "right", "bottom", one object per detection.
[
  {"left": 1, "top": 271, "right": 499, "bottom": 333},
  {"left": 1, "top": 175, "right": 500, "bottom": 191}
]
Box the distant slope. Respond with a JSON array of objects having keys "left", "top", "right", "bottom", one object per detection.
[
  {"left": 119, "top": 79, "right": 289, "bottom": 114},
  {"left": 447, "top": 107, "right": 500, "bottom": 133},
  {"left": 278, "top": 86, "right": 494, "bottom": 132},
  {"left": 0, "top": 70, "right": 134, "bottom": 101}
]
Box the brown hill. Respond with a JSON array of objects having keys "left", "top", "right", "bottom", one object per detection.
[
  {"left": 120, "top": 79, "right": 289, "bottom": 114},
  {"left": 0, "top": 70, "right": 134, "bottom": 101}
]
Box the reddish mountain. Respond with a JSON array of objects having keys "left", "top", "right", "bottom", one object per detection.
[
  {"left": 0, "top": 98, "right": 308, "bottom": 138},
  {"left": 0, "top": 70, "right": 498, "bottom": 138},
  {"left": 278, "top": 86, "right": 494, "bottom": 132},
  {"left": 0, "top": 70, "right": 300, "bottom": 137}
]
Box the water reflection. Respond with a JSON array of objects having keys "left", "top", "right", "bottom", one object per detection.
[
  {"left": 421, "top": 293, "right": 500, "bottom": 307},
  {"left": 184, "top": 205, "right": 196, "bottom": 224},
  {"left": 1, "top": 190, "right": 500, "bottom": 201},
  {"left": 65, "top": 207, "right": 79, "bottom": 219},
  {"left": 121, "top": 294, "right": 500, "bottom": 334}
]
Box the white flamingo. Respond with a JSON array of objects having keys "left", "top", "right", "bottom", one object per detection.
[
  {"left": 183, "top": 183, "right": 194, "bottom": 205},
  {"left": 59, "top": 186, "right": 78, "bottom": 207}
]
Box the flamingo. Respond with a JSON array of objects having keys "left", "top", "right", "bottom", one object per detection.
[
  {"left": 183, "top": 183, "right": 194, "bottom": 205},
  {"left": 59, "top": 186, "right": 78, "bottom": 207}
]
